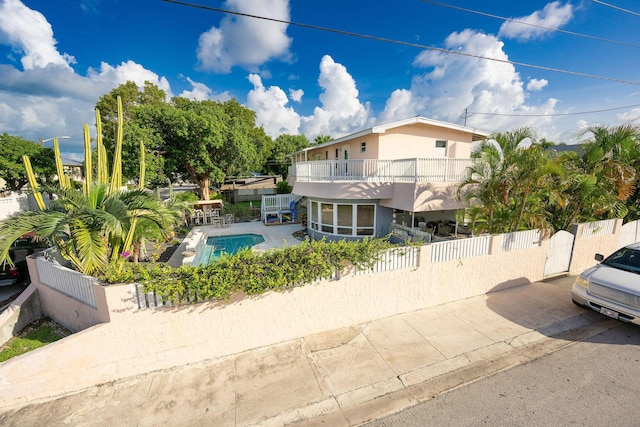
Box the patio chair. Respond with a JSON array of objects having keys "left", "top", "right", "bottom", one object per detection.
[
  {"left": 191, "top": 209, "right": 205, "bottom": 225},
  {"left": 207, "top": 209, "right": 220, "bottom": 225},
  {"left": 224, "top": 213, "right": 234, "bottom": 226}
]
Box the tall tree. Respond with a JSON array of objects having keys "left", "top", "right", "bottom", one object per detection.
[
  {"left": 0, "top": 133, "right": 56, "bottom": 191},
  {"left": 458, "top": 128, "right": 562, "bottom": 234},
  {"left": 552, "top": 124, "right": 640, "bottom": 229},
  {"left": 95, "top": 81, "right": 167, "bottom": 182},
  {"left": 266, "top": 134, "right": 311, "bottom": 176},
  {"left": 136, "top": 98, "right": 272, "bottom": 200},
  {"left": 314, "top": 135, "right": 332, "bottom": 145}
]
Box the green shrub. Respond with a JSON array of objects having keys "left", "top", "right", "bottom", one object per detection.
[
  {"left": 276, "top": 181, "right": 292, "bottom": 194},
  {"left": 102, "top": 237, "right": 393, "bottom": 303}
]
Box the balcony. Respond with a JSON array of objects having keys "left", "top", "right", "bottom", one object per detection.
[{"left": 290, "top": 158, "right": 474, "bottom": 184}]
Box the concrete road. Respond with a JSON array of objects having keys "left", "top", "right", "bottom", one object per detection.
[{"left": 366, "top": 322, "right": 640, "bottom": 427}]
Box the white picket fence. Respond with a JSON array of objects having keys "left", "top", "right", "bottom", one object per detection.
[
  {"left": 618, "top": 220, "right": 640, "bottom": 248},
  {"left": 502, "top": 229, "right": 541, "bottom": 252},
  {"left": 581, "top": 219, "right": 616, "bottom": 238},
  {"left": 35, "top": 251, "right": 98, "bottom": 308},
  {"left": 431, "top": 235, "right": 491, "bottom": 263},
  {"left": 356, "top": 246, "right": 420, "bottom": 275}
]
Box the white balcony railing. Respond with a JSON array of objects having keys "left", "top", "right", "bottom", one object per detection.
[{"left": 291, "top": 158, "right": 473, "bottom": 183}]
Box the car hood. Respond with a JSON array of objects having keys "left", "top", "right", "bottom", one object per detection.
[{"left": 588, "top": 265, "right": 640, "bottom": 294}]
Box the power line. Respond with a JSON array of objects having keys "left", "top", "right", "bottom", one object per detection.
[
  {"left": 468, "top": 103, "right": 640, "bottom": 117},
  {"left": 592, "top": 0, "right": 640, "bottom": 17},
  {"left": 162, "top": 0, "right": 640, "bottom": 86},
  {"left": 420, "top": 0, "right": 640, "bottom": 49}
]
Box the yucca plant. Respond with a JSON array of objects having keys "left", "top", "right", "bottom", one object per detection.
[{"left": 0, "top": 96, "right": 181, "bottom": 276}]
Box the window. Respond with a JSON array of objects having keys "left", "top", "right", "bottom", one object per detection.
[
  {"left": 356, "top": 205, "right": 375, "bottom": 236},
  {"left": 335, "top": 148, "right": 339, "bottom": 159},
  {"left": 309, "top": 201, "right": 319, "bottom": 231},
  {"left": 325, "top": 150, "right": 329, "bottom": 159},
  {"left": 314, "top": 153, "right": 321, "bottom": 160},
  {"left": 337, "top": 205, "right": 353, "bottom": 235},
  {"left": 435, "top": 140, "right": 447, "bottom": 158},
  {"left": 307, "top": 200, "right": 376, "bottom": 236},
  {"left": 360, "top": 141, "right": 366, "bottom": 152}
]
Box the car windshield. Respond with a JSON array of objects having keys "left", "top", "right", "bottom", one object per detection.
[{"left": 602, "top": 247, "right": 640, "bottom": 274}]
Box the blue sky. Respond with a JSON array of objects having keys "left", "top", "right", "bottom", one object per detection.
[{"left": 1, "top": 0, "right": 640, "bottom": 159}]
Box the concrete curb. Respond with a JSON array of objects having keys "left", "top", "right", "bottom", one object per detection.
[{"left": 274, "top": 314, "right": 619, "bottom": 426}]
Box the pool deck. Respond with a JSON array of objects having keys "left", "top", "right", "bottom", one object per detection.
[{"left": 167, "top": 221, "right": 305, "bottom": 267}]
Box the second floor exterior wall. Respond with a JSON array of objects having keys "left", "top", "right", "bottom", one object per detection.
[
  {"left": 292, "top": 116, "right": 488, "bottom": 165},
  {"left": 289, "top": 116, "right": 488, "bottom": 216}
]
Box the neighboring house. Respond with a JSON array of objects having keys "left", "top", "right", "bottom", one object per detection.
[
  {"left": 287, "top": 116, "right": 489, "bottom": 241},
  {"left": 61, "top": 157, "right": 84, "bottom": 182},
  {"left": 220, "top": 174, "right": 283, "bottom": 204}
]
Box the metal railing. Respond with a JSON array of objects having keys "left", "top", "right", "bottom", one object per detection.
[{"left": 292, "top": 158, "right": 473, "bottom": 183}]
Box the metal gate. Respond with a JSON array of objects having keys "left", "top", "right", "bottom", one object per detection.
[{"left": 544, "top": 230, "right": 575, "bottom": 277}]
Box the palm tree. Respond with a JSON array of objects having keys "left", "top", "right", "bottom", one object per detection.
[
  {"left": 458, "top": 128, "right": 541, "bottom": 234},
  {"left": 507, "top": 143, "right": 564, "bottom": 234},
  {"left": 552, "top": 123, "right": 640, "bottom": 229},
  {"left": 0, "top": 183, "right": 180, "bottom": 275},
  {"left": 0, "top": 95, "right": 184, "bottom": 276}
]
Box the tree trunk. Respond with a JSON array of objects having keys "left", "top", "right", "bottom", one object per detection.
[
  {"left": 200, "top": 176, "right": 210, "bottom": 200},
  {"left": 132, "top": 241, "right": 141, "bottom": 263}
]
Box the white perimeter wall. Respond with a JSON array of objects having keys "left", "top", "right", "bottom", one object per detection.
[{"left": 0, "top": 220, "right": 626, "bottom": 408}]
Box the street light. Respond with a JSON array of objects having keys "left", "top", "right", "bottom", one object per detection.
[{"left": 39, "top": 136, "right": 70, "bottom": 147}]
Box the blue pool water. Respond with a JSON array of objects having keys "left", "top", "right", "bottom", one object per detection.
[{"left": 195, "top": 233, "right": 265, "bottom": 265}]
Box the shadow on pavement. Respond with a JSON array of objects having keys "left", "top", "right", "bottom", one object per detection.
[{"left": 484, "top": 274, "right": 635, "bottom": 345}]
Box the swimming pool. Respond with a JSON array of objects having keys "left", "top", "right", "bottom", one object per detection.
[{"left": 194, "top": 233, "right": 265, "bottom": 265}]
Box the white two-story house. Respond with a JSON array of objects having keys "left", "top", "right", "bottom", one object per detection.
[{"left": 287, "top": 116, "right": 489, "bottom": 241}]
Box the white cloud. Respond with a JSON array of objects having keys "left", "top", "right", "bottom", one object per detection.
[
  {"left": 196, "top": 0, "right": 292, "bottom": 73},
  {"left": 379, "top": 89, "right": 419, "bottom": 124},
  {"left": 499, "top": 1, "right": 574, "bottom": 41},
  {"left": 289, "top": 88, "right": 303, "bottom": 102},
  {"left": 0, "top": 0, "right": 74, "bottom": 70},
  {"left": 0, "top": 0, "right": 178, "bottom": 155},
  {"left": 617, "top": 107, "right": 640, "bottom": 123},
  {"left": 87, "top": 61, "right": 172, "bottom": 96},
  {"left": 178, "top": 77, "right": 231, "bottom": 101},
  {"left": 527, "top": 78, "right": 548, "bottom": 91},
  {"left": 388, "top": 29, "right": 560, "bottom": 136},
  {"left": 300, "top": 55, "right": 372, "bottom": 139},
  {"left": 246, "top": 73, "right": 300, "bottom": 137}
]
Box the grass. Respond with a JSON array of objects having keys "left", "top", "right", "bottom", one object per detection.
[{"left": 0, "top": 318, "right": 71, "bottom": 363}]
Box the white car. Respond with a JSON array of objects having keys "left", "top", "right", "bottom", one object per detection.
[{"left": 572, "top": 243, "right": 640, "bottom": 325}]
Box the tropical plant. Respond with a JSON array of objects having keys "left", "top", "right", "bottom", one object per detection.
[
  {"left": 0, "top": 97, "right": 182, "bottom": 275},
  {"left": 551, "top": 124, "right": 640, "bottom": 229},
  {"left": 458, "top": 128, "right": 563, "bottom": 235}
]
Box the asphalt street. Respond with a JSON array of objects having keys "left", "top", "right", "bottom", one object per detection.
[{"left": 366, "top": 322, "right": 640, "bottom": 427}]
